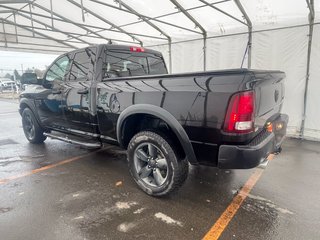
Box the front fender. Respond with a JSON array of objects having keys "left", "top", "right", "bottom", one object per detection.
[
  {"left": 19, "top": 97, "right": 44, "bottom": 129},
  {"left": 117, "top": 104, "right": 198, "bottom": 165}
]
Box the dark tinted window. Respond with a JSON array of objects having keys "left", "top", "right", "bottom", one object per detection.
[
  {"left": 148, "top": 55, "right": 167, "bottom": 75},
  {"left": 104, "top": 49, "right": 167, "bottom": 78},
  {"left": 69, "top": 48, "right": 96, "bottom": 81}
]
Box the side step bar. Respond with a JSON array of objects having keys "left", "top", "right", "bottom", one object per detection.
[{"left": 44, "top": 133, "right": 102, "bottom": 149}]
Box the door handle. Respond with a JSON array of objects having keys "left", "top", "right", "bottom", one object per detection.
[
  {"left": 77, "top": 88, "right": 89, "bottom": 94},
  {"left": 52, "top": 89, "right": 61, "bottom": 94}
]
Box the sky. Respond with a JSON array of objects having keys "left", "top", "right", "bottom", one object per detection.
[{"left": 0, "top": 51, "right": 58, "bottom": 77}]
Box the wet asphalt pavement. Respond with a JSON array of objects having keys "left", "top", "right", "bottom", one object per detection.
[{"left": 0, "top": 98, "right": 319, "bottom": 240}]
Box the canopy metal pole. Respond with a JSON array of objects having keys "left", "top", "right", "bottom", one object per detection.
[
  {"left": 0, "top": 0, "right": 32, "bottom": 3},
  {"left": 15, "top": 11, "right": 92, "bottom": 45},
  {"left": 300, "top": 0, "right": 315, "bottom": 138},
  {"left": 67, "top": 0, "right": 143, "bottom": 46},
  {"left": 168, "top": 39, "right": 172, "bottom": 74},
  {"left": 114, "top": 0, "right": 230, "bottom": 31},
  {"left": 4, "top": 3, "right": 92, "bottom": 45},
  {"left": 0, "top": 39, "right": 73, "bottom": 49},
  {"left": 0, "top": 45, "right": 68, "bottom": 54},
  {"left": 1, "top": 20, "right": 7, "bottom": 47},
  {"left": 112, "top": 0, "right": 172, "bottom": 72},
  {"left": 200, "top": 0, "right": 248, "bottom": 26},
  {"left": 13, "top": 12, "right": 18, "bottom": 43},
  {"left": 234, "top": 0, "right": 252, "bottom": 68},
  {"left": 89, "top": 0, "right": 202, "bottom": 35},
  {"left": 1, "top": 18, "right": 77, "bottom": 49},
  {"left": 169, "top": 0, "right": 207, "bottom": 71},
  {"left": 49, "top": 0, "right": 54, "bottom": 27},
  {"left": 32, "top": 3, "right": 140, "bottom": 45},
  {"left": 80, "top": 0, "right": 85, "bottom": 22},
  {"left": 0, "top": 29, "right": 88, "bottom": 45},
  {"left": 3, "top": 3, "right": 165, "bottom": 41},
  {"left": 28, "top": 3, "right": 34, "bottom": 36}
]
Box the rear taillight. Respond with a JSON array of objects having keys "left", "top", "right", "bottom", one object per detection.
[{"left": 223, "top": 91, "right": 255, "bottom": 133}]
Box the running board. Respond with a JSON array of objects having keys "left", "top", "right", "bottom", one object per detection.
[{"left": 44, "top": 133, "right": 102, "bottom": 149}]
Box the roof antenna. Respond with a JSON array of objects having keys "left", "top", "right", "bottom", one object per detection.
[{"left": 108, "top": 40, "right": 113, "bottom": 44}]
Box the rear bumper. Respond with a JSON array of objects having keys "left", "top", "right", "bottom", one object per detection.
[{"left": 218, "top": 114, "right": 288, "bottom": 169}]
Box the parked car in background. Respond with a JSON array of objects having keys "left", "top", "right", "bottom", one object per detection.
[
  {"left": 19, "top": 44, "right": 288, "bottom": 196},
  {"left": 0, "top": 78, "right": 16, "bottom": 92},
  {"left": 20, "top": 73, "right": 39, "bottom": 91}
]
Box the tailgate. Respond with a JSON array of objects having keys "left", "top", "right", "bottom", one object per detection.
[{"left": 252, "top": 71, "right": 286, "bottom": 128}]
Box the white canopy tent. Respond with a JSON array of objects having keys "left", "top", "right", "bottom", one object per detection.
[{"left": 0, "top": 0, "right": 319, "bottom": 140}]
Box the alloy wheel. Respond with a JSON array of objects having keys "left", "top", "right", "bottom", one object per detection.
[{"left": 133, "top": 142, "right": 169, "bottom": 187}]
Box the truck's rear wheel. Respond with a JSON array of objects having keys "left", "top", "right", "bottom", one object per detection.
[
  {"left": 22, "top": 108, "right": 46, "bottom": 144},
  {"left": 127, "top": 131, "right": 188, "bottom": 196}
]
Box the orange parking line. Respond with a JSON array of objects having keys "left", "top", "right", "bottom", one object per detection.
[
  {"left": 203, "top": 154, "right": 274, "bottom": 240},
  {"left": 267, "top": 154, "right": 275, "bottom": 161},
  {"left": 0, "top": 150, "right": 101, "bottom": 185}
]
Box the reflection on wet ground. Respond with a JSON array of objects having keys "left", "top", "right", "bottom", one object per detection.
[{"left": 0, "top": 99, "right": 319, "bottom": 240}]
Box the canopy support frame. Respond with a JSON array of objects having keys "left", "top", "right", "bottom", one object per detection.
[
  {"left": 15, "top": 11, "right": 92, "bottom": 45},
  {"left": 67, "top": 0, "right": 143, "bottom": 46},
  {"left": 0, "top": 4, "right": 165, "bottom": 42},
  {"left": 1, "top": 18, "right": 77, "bottom": 49},
  {"left": 49, "top": 0, "right": 54, "bottom": 27},
  {"left": 113, "top": 0, "right": 172, "bottom": 72},
  {"left": 234, "top": 0, "right": 252, "bottom": 68},
  {"left": 169, "top": 0, "right": 207, "bottom": 71},
  {"left": 1, "top": 19, "right": 7, "bottom": 47},
  {"left": 89, "top": 0, "right": 202, "bottom": 35},
  {"left": 200, "top": 0, "right": 248, "bottom": 26},
  {"left": 28, "top": 3, "right": 34, "bottom": 37},
  {"left": 1, "top": 3, "right": 93, "bottom": 46},
  {"left": 13, "top": 12, "right": 18, "bottom": 43},
  {"left": 80, "top": 0, "right": 85, "bottom": 22},
  {"left": 300, "top": 0, "right": 315, "bottom": 138},
  {"left": 32, "top": 3, "right": 139, "bottom": 46}
]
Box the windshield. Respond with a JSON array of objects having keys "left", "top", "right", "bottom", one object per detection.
[{"left": 104, "top": 49, "right": 167, "bottom": 78}]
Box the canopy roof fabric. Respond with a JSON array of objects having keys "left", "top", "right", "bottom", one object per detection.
[
  {"left": 0, "top": 0, "right": 318, "bottom": 53},
  {"left": 1, "top": 0, "right": 320, "bottom": 140}
]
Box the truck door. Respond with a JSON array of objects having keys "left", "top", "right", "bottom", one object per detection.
[
  {"left": 62, "top": 47, "right": 98, "bottom": 136},
  {"left": 36, "top": 54, "right": 71, "bottom": 130}
]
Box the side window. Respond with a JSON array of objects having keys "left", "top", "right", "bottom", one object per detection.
[
  {"left": 69, "top": 48, "right": 96, "bottom": 81},
  {"left": 45, "top": 55, "right": 70, "bottom": 82}
]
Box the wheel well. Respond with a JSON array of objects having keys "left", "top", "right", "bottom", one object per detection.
[
  {"left": 20, "top": 103, "right": 29, "bottom": 112},
  {"left": 19, "top": 102, "right": 45, "bottom": 130},
  {"left": 121, "top": 114, "right": 186, "bottom": 159}
]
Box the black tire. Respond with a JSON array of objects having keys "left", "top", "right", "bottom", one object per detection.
[
  {"left": 127, "top": 131, "right": 189, "bottom": 196},
  {"left": 22, "top": 108, "right": 47, "bottom": 144}
]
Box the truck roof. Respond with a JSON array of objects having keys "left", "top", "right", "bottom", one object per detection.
[{"left": 66, "top": 44, "right": 162, "bottom": 56}]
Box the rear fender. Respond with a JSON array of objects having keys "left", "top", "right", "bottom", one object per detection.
[{"left": 117, "top": 104, "right": 198, "bottom": 165}]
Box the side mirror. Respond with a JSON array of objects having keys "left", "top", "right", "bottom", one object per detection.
[
  {"left": 42, "top": 77, "right": 62, "bottom": 89},
  {"left": 42, "top": 78, "right": 53, "bottom": 89}
]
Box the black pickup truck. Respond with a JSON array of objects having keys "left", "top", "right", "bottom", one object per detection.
[{"left": 19, "top": 44, "right": 288, "bottom": 196}]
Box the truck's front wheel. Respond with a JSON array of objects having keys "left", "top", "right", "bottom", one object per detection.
[
  {"left": 22, "top": 108, "right": 46, "bottom": 144},
  {"left": 127, "top": 131, "right": 188, "bottom": 196}
]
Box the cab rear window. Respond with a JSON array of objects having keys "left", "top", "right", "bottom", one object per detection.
[{"left": 104, "top": 49, "right": 167, "bottom": 78}]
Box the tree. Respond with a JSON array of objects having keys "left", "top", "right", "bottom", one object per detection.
[
  {"left": 4, "top": 73, "right": 12, "bottom": 79},
  {"left": 13, "top": 69, "right": 21, "bottom": 80},
  {"left": 25, "top": 68, "right": 33, "bottom": 73},
  {"left": 34, "top": 68, "right": 46, "bottom": 78}
]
